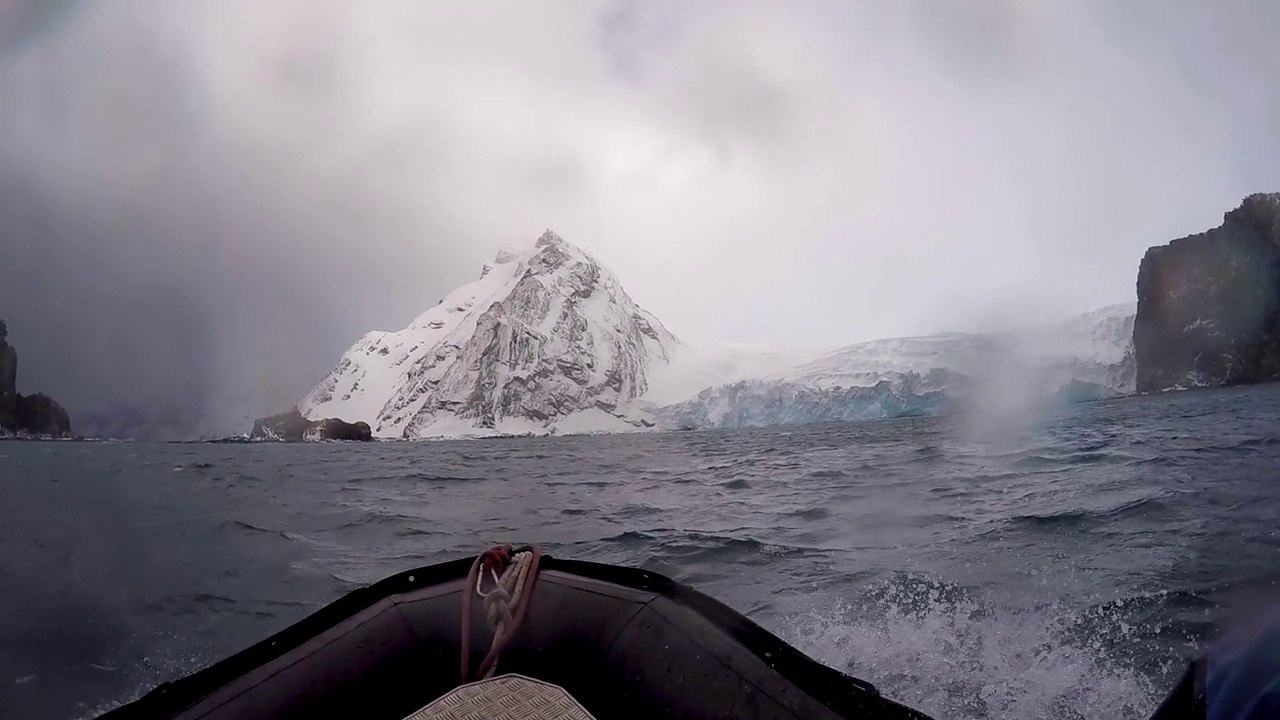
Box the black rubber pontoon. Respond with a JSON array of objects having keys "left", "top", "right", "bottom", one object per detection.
[
  {"left": 98, "top": 551, "right": 1216, "bottom": 720},
  {"left": 98, "top": 554, "right": 934, "bottom": 720}
]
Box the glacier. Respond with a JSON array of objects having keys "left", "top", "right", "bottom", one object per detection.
[
  {"left": 297, "top": 231, "right": 1137, "bottom": 438},
  {"left": 659, "top": 371, "right": 957, "bottom": 431},
  {"left": 659, "top": 304, "right": 1136, "bottom": 430}
]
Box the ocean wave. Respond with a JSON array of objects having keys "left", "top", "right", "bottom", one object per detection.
[
  {"left": 783, "top": 506, "right": 832, "bottom": 520},
  {"left": 224, "top": 518, "right": 293, "bottom": 541},
  {"left": 597, "top": 529, "right": 825, "bottom": 564},
  {"left": 1063, "top": 590, "right": 1214, "bottom": 679},
  {"left": 144, "top": 592, "right": 315, "bottom": 620},
  {"left": 803, "top": 468, "right": 850, "bottom": 480},
  {"left": 614, "top": 503, "right": 663, "bottom": 519},
  {"left": 780, "top": 578, "right": 1166, "bottom": 720},
  {"left": 1000, "top": 497, "right": 1171, "bottom": 531},
  {"left": 1126, "top": 455, "right": 1186, "bottom": 468},
  {"left": 1011, "top": 451, "right": 1121, "bottom": 469}
]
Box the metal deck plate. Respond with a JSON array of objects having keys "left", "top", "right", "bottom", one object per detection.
[{"left": 405, "top": 674, "right": 597, "bottom": 720}]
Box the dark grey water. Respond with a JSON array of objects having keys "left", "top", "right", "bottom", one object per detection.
[{"left": 3, "top": 386, "right": 1280, "bottom": 720}]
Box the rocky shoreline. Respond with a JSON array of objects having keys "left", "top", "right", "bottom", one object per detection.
[
  {"left": 0, "top": 319, "right": 73, "bottom": 439},
  {"left": 249, "top": 408, "right": 373, "bottom": 443}
]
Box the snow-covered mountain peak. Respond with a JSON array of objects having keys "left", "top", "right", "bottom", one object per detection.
[
  {"left": 301, "top": 231, "right": 683, "bottom": 438},
  {"left": 535, "top": 228, "right": 566, "bottom": 248}
]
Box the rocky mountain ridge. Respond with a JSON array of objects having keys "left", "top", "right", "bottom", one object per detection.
[{"left": 297, "top": 231, "right": 685, "bottom": 438}]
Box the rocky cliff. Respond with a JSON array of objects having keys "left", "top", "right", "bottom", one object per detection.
[
  {"left": 15, "top": 393, "right": 72, "bottom": 437},
  {"left": 1134, "top": 193, "right": 1280, "bottom": 393},
  {"left": 0, "top": 319, "right": 73, "bottom": 438},
  {"left": 249, "top": 408, "right": 373, "bottom": 442},
  {"left": 0, "top": 319, "right": 16, "bottom": 430}
]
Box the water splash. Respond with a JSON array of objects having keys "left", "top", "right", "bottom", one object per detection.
[
  {"left": 780, "top": 578, "right": 1164, "bottom": 720},
  {"left": 70, "top": 645, "right": 214, "bottom": 720}
]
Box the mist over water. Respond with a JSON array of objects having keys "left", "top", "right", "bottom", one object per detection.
[{"left": 3, "top": 385, "right": 1278, "bottom": 719}]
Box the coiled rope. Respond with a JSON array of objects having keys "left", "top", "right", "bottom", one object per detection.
[{"left": 460, "top": 544, "right": 543, "bottom": 683}]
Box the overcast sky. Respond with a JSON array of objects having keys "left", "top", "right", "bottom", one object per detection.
[{"left": 1, "top": 0, "right": 1278, "bottom": 436}]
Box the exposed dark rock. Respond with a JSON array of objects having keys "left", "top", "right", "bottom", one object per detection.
[
  {"left": 249, "top": 409, "right": 310, "bottom": 441},
  {"left": 1134, "top": 193, "right": 1280, "bottom": 393},
  {"left": 0, "top": 319, "right": 74, "bottom": 438},
  {"left": 250, "top": 408, "right": 373, "bottom": 442},
  {"left": 319, "top": 417, "right": 374, "bottom": 441},
  {"left": 0, "top": 319, "right": 16, "bottom": 431},
  {"left": 15, "top": 393, "right": 72, "bottom": 437}
]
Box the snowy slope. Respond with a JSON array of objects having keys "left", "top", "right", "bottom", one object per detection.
[
  {"left": 300, "top": 231, "right": 684, "bottom": 438},
  {"left": 1009, "top": 303, "right": 1136, "bottom": 368},
  {"left": 644, "top": 343, "right": 817, "bottom": 406},
  {"left": 769, "top": 303, "right": 1135, "bottom": 391},
  {"left": 995, "top": 302, "right": 1137, "bottom": 401},
  {"left": 660, "top": 303, "right": 1137, "bottom": 430}
]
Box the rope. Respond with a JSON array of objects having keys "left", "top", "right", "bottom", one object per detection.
[{"left": 460, "top": 544, "right": 542, "bottom": 684}]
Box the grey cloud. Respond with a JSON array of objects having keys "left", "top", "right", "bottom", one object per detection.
[
  {"left": 0, "top": 0, "right": 490, "bottom": 437},
  {"left": 1, "top": 0, "right": 1279, "bottom": 437},
  {"left": 906, "top": 0, "right": 1042, "bottom": 92}
]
